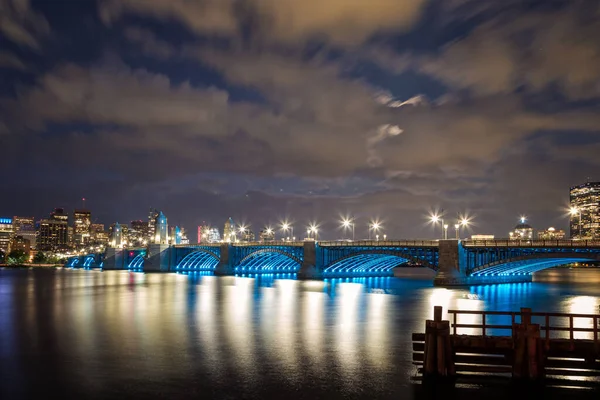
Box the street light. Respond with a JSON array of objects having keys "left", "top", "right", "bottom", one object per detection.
[
  {"left": 281, "top": 221, "right": 294, "bottom": 241},
  {"left": 430, "top": 213, "right": 445, "bottom": 239},
  {"left": 369, "top": 221, "right": 381, "bottom": 240},
  {"left": 569, "top": 207, "right": 582, "bottom": 239},
  {"left": 454, "top": 223, "right": 460, "bottom": 239},
  {"left": 341, "top": 217, "right": 355, "bottom": 241},
  {"left": 309, "top": 224, "right": 318, "bottom": 240},
  {"left": 443, "top": 224, "right": 449, "bottom": 240}
]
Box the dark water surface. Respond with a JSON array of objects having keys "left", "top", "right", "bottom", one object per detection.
[{"left": 1, "top": 267, "right": 600, "bottom": 399}]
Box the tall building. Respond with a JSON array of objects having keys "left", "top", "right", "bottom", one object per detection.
[
  {"left": 538, "top": 227, "right": 566, "bottom": 240},
  {"left": 0, "top": 217, "right": 13, "bottom": 254},
  {"left": 10, "top": 235, "right": 31, "bottom": 256},
  {"left": 73, "top": 209, "right": 91, "bottom": 246},
  {"left": 223, "top": 217, "right": 236, "bottom": 242},
  {"left": 38, "top": 218, "right": 68, "bottom": 251},
  {"left": 90, "top": 223, "right": 109, "bottom": 246},
  {"left": 154, "top": 211, "right": 168, "bottom": 244},
  {"left": 50, "top": 208, "right": 69, "bottom": 223},
  {"left": 206, "top": 228, "right": 220, "bottom": 243},
  {"left": 129, "top": 220, "right": 148, "bottom": 247},
  {"left": 12, "top": 216, "right": 36, "bottom": 249},
  {"left": 148, "top": 208, "right": 159, "bottom": 242},
  {"left": 570, "top": 181, "right": 600, "bottom": 239},
  {"left": 110, "top": 222, "right": 123, "bottom": 247}
]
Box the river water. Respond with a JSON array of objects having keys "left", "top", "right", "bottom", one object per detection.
[{"left": 0, "top": 267, "right": 599, "bottom": 399}]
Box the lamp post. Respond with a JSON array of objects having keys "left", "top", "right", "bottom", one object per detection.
[
  {"left": 341, "top": 218, "right": 355, "bottom": 241},
  {"left": 369, "top": 221, "right": 381, "bottom": 241},
  {"left": 281, "top": 222, "right": 293, "bottom": 241},
  {"left": 570, "top": 207, "right": 582, "bottom": 239},
  {"left": 430, "top": 214, "right": 445, "bottom": 239},
  {"left": 443, "top": 224, "right": 449, "bottom": 240},
  {"left": 454, "top": 223, "right": 460, "bottom": 239}
]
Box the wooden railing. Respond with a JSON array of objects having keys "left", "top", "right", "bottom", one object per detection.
[{"left": 448, "top": 309, "right": 600, "bottom": 345}]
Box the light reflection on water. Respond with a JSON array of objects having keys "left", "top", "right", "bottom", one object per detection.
[{"left": 0, "top": 268, "right": 599, "bottom": 399}]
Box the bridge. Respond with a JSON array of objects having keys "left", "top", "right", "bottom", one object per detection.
[{"left": 65, "top": 239, "right": 600, "bottom": 286}]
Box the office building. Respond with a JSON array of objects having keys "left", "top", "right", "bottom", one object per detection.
[
  {"left": 0, "top": 217, "right": 13, "bottom": 254},
  {"left": 538, "top": 227, "right": 566, "bottom": 240},
  {"left": 128, "top": 220, "right": 148, "bottom": 246},
  {"left": 148, "top": 208, "right": 159, "bottom": 241},
  {"left": 223, "top": 217, "right": 236, "bottom": 242},
  {"left": 38, "top": 218, "right": 68, "bottom": 251},
  {"left": 73, "top": 209, "right": 91, "bottom": 245},
  {"left": 12, "top": 216, "right": 36, "bottom": 249},
  {"left": 50, "top": 208, "right": 69, "bottom": 223},
  {"left": 10, "top": 235, "right": 31, "bottom": 256},
  {"left": 570, "top": 181, "right": 600, "bottom": 239}
]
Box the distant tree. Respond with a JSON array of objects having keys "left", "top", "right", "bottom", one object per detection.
[
  {"left": 33, "top": 251, "right": 47, "bottom": 264},
  {"left": 7, "top": 249, "right": 27, "bottom": 265}
]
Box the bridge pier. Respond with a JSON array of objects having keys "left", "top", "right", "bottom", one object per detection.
[
  {"left": 103, "top": 247, "right": 125, "bottom": 270},
  {"left": 434, "top": 240, "right": 468, "bottom": 286},
  {"left": 214, "top": 244, "right": 235, "bottom": 276},
  {"left": 145, "top": 244, "right": 171, "bottom": 272},
  {"left": 298, "top": 241, "right": 320, "bottom": 279}
]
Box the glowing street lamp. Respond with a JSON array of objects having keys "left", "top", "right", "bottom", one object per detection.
[
  {"left": 429, "top": 213, "right": 445, "bottom": 239},
  {"left": 281, "top": 221, "right": 294, "bottom": 241},
  {"left": 443, "top": 224, "right": 449, "bottom": 240},
  {"left": 454, "top": 223, "right": 460, "bottom": 239},
  {"left": 309, "top": 224, "right": 319, "bottom": 240},
  {"left": 369, "top": 221, "right": 381, "bottom": 240},
  {"left": 341, "top": 217, "right": 355, "bottom": 241},
  {"left": 569, "top": 207, "right": 582, "bottom": 239}
]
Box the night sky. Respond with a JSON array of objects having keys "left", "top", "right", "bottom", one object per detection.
[{"left": 1, "top": 0, "right": 599, "bottom": 239}]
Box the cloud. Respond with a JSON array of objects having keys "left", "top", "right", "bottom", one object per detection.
[
  {"left": 418, "top": 1, "right": 600, "bottom": 99},
  {"left": 100, "top": 0, "right": 427, "bottom": 45},
  {"left": 249, "top": 0, "right": 427, "bottom": 45},
  {"left": 99, "top": 0, "right": 237, "bottom": 35},
  {"left": 0, "top": 51, "right": 29, "bottom": 71},
  {"left": 0, "top": 0, "right": 50, "bottom": 49}
]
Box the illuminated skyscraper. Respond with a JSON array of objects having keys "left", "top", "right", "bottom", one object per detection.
[
  {"left": 73, "top": 209, "right": 91, "bottom": 246},
  {"left": 570, "top": 181, "right": 600, "bottom": 239},
  {"left": 0, "top": 218, "right": 13, "bottom": 254},
  {"left": 13, "top": 216, "right": 36, "bottom": 249},
  {"left": 223, "top": 217, "right": 235, "bottom": 242},
  {"left": 111, "top": 222, "right": 122, "bottom": 247},
  {"left": 148, "top": 208, "right": 159, "bottom": 241},
  {"left": 38, "top": 218, "right": 68, "bottom": 251}
]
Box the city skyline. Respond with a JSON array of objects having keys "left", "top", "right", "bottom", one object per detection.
[{"left": 2, "top": 1, "right": 600, "bottom": 240}]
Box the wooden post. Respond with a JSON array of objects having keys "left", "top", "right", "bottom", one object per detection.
[
  {"left": 512, "top": 308, "right": 544, "bottom": 380},
  {"left": 423, "top": 306, "right": 455, "bottom": 381}
]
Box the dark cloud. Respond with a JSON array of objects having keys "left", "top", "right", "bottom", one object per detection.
[
  {"left": 0, "top": 0, "right": 50, "bottom": 49},
  {"left": 1, "top": 0, "right": 599, "bottom": 238}
]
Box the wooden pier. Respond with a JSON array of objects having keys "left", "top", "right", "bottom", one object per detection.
[{"left": 412, "top": 306, "right": 600, "bottom": 387}]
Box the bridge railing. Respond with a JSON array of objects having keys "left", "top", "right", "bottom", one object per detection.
[
  {"left": 318, "top": 240, "right": 439, "bottom": 247},
  {"left": 173, "top": 241, "right": 304, "bottom": 248},
  {"left": 462, "top": 239, "right": 600, "bottom": 248}
]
